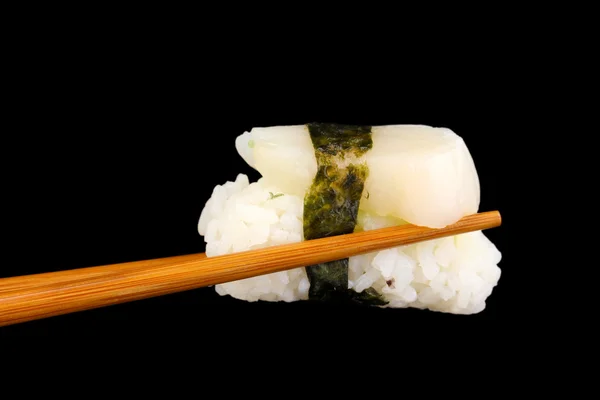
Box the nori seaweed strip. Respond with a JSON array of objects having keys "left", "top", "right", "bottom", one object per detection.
[{"left": 303, "top": 123, "right": 387, "bottom": 306}]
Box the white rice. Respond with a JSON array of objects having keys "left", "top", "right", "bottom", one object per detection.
[{"left": 198, "top": 174, "right": 502, "bottom": 314}]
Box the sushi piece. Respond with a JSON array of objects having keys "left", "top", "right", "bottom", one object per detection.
[{"left": 198, "top": 123, "right": 501, "bottom": 314}]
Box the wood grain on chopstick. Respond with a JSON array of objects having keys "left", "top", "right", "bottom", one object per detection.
[
  {"left": 0, "top": 211, "right": 501, "bottom": 327},
  {"left": 0, "top": 253, "right": 206, "bottom": 295}
]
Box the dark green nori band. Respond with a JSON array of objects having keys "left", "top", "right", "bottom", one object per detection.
[{"left": 303, "top": 123, "right": 387, "bottom": 306}]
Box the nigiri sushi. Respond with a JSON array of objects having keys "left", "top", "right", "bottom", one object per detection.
[{"left": 198, "top": 123, "right": 501, "bottom": 314}]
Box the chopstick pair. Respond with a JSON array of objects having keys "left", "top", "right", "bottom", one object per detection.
[{"left": 0, "top": 210, "right": 501, "bottom": 327}]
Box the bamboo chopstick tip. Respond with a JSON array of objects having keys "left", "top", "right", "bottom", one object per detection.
[{"left": 492, "top": 210, "right": 502, "bottom": 226}]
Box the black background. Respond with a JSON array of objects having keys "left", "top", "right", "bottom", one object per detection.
[{"left": 1, "top": 36, "right": 518, "bottom": 342}]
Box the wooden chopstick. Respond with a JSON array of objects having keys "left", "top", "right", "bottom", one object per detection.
[
  {"left": 0, "top": 210, "right": 501, "bottom": 327},
  {"left": 0, "top": 253, "right": 206, "bottom": 295}
]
